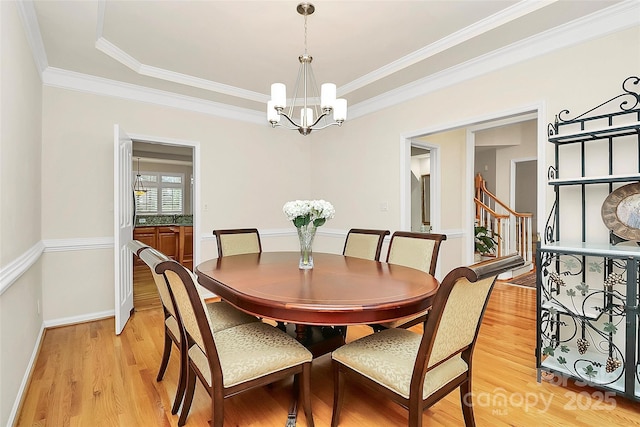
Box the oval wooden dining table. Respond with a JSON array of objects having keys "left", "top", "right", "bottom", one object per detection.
[{"left": 195, "top": 252, "right": 440, "bottom": 355}]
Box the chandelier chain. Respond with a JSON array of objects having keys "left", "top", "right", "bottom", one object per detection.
[{"left": 303, "top": 13, "right": 308, "bottom": 55}]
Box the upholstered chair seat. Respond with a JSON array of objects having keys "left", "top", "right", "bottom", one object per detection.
[
  {"left": 332, "top": 328, "right": 468, "bottom": 400},
  {"left": 188, "top": 321, "right": 312, "bottom": 389}
]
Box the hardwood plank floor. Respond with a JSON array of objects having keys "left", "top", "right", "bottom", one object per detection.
[
  {"left": 15, "top": 283, "right": 640, "bottom": 426},
  {"left": 133, "top": 264, "right": 162, "bottom": 311}
]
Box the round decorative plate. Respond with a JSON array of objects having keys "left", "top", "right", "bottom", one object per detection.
[{"left": 601, "top": 182, "right": 640, "bottom": 241}]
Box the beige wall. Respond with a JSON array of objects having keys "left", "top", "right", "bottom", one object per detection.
[
  {"left": 0, "top": 1, "right": 43, "bottom": 425},
  {"left": 494, "top": 120, "right": 538, "bottom": 203}
]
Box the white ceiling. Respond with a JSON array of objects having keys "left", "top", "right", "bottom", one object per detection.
[{"left": 26, "top": 0, "right": 634, "bottom": 118}]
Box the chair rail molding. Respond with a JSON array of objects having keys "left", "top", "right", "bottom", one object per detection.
[
  {"left": 42, "top": 236, "right": 114, "bottom": 252},
  {"left": 0, "top": 241, "right": 45, "bottom": 295}
]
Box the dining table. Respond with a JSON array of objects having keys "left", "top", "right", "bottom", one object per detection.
[
  {"left": 195, "top": 251, "right": 440, "bottom": 426},
  {"left": 195, "top": 251, "right": 439, "bottom": 354}
]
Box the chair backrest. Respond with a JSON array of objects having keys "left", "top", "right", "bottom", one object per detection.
[
  {"left": 412, "top": 254, "right": 524, "bottom": 387},
  {"left": 213, "top": 228, "right": 262, "bottom": 258},
  {"left": 156, "top": 260, "right": 222, "bottom": 386},
  {"left": 138, "top": 246, "right": 176, "bottom": 318},
  {"left": 342, "top": 229, "right": 390, "bottom": 261},
  {"left": 386, "top": 231, "right": 447, "bottom": 275}
]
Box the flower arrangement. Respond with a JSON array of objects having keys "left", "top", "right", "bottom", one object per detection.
[
  {"left": 283, "top": 199, "right": 335, "bottom": 269},
  {"left": 283, "top": 199, "right": 335, "bottom": 228}
]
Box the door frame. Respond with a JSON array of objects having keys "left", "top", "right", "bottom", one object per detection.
[
  {"left": 405, "top": 141, "right": 439, "bottom": 233},
  {"left": 114, "top": 130, "right": 200, "bottom": 333},
  {"left": 401, "top": 102, "right": 546, "bottom": 266}
]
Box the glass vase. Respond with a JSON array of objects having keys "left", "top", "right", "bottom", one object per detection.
[{"left": 297, "top": 223, "right": 317, "bottom": 269}]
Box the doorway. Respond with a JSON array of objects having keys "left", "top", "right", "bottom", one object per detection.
[
  {"left": 410, "top": 146, "right": 432, "bottom": 232},
  {"left": 513, "top": 157, "right": 538, "bottom": 250},
  {"left": 132, "top": 141, "right": 194, "bottom": 310},
  {"left": 401, "top": 106, "right": 545, "bottom": 270},
  {"left": 114, "top": 128, "right": 201, "bottom": 334}
]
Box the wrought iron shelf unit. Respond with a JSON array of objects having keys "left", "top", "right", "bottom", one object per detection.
[
  {"left": 547, "top": 121, "right": 640, "bottom": 144},
  {"left": 548, "top": 173, "right": 640, "bottom": 186},
  {"left": 537, "top": 76, "right": 640, "bottom": 402}
]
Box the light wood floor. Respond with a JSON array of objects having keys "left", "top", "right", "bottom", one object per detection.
[
  {"left": 15, "top": 283, "right": 640, "bottom": 426},
  {"left": 133, "top": 264, "right": 162, "bottom": 311}
]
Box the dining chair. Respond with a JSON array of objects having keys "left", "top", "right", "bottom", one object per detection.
[
  {"left": 155, "top": 259, "right": 315, "bottom": 427},
  {"left": 334, "top": 228, "right": 391, "bottom": 338},
  {"left": 331, "top": 254, "right": 524, "bottom": 427},
  {"left": 213, "top": 228, "right": 262, "bottom": 258},
  {"left": 342, "top": 228, "right": 390, "bottom": 261},
  {"left": 131, "top": 242, "right": 258, "bottom": 415},
  {"left": 373, "top": 231, "right": 447, "bottom": 331}
]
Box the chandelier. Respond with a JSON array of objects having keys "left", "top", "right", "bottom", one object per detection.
[
  {"left": 267, "top": 2, "right": 347, "bottom": 136},
  {"left": 133, "top": 157, "right": 147, "bottom": 196}
]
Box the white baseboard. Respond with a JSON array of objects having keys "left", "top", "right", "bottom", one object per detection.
[
  {"left": 6, "top": 322, "right": 45, "bottom": 427},
  {"left": 43, "top": 309, "right": 115, "bottom": 329}
]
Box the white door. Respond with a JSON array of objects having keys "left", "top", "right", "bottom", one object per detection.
[{"left": 114, "top": 124, "right": 134, "bottom": 334}]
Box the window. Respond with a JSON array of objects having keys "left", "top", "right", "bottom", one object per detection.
[{"left": 134, "top": 172, "right": 184, "bottom": 214}]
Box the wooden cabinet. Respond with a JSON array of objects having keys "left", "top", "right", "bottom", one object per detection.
[
  {"left": 132, "top": 227, "right": 157, "bottom": 266},
  {"left": 158, "top": 226, "right": 179, "bottom": 260},
  {"left": 178, "top": 226, "right": 194, "bottom": 270},
  {"left": 133, "top": 225, "right": 193, "bottom": 269}
]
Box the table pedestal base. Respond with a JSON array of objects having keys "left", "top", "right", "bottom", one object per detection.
[{"left": 279, "top": 323, "right": 346, "bottom": 426}]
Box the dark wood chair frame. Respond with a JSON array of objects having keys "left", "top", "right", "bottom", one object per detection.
[
  {"left": 342, "top": 228, "right": 390, "bottom": 261},
  {"left": 212, "top": 228, "right": 262, "bottom": 258},
  {"left": 129, "top": 242, "right": 186, "bottom": 415},
  {"left": 331, "top": 254, "right": 524, "bottom": 427},
  {"left": 155, "top": 259, "right": 315, "bottom": 427}
]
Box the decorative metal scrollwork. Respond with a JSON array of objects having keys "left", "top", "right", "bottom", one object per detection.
[
  {"left": 556, "top": 76, "right": 640, "bottom": 123},
  {"left": 543, "top": 199, "right": 557, "bottom": 245},
  {"left": 539, "top": 257, "right": 629, "bottom": 387}
]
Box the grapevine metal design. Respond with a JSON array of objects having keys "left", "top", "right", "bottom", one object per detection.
[{"left": 539, "top": 254, "right": 628, "bottom": 386}]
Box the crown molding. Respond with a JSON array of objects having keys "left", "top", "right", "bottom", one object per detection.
[
  {"left": 23, "top": 1, "right": 640, "bottom": 125},
  {"left": 94, "top": 37, "right": 268, "bottom": 103},
  {"left": 339, "top": 0, "right": 559, "bottom": 96},
  {"left": 91, "top": 0, "right": 554, "bottom": 102},
  {"left": 348, "top": 0, "right": 640, "bottom": 120},
  {"left": 15, "top": 0, "right": 48, "bottom": 75},
  {"left": 94, "top": 0, "right": 266, "bottom": 104},
  {"left": 42, "top": 67, "right": 265, "bottom": 125}
]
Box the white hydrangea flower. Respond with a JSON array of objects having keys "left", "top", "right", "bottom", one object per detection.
[{"left": 283, "top": 199, "right": 335, "bottom": 227}]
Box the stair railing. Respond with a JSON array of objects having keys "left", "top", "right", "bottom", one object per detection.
[{"left": 474, "top": 173, "right": 533, "bottom": 265}]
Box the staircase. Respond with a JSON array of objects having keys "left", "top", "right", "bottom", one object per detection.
[{"left": 474, "top": 173, "right": 534, "bottom": 277}]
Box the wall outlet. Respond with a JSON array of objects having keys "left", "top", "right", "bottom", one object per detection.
[
  {"left": 139, "top": 218, "right": 146, "bottom": 223},
  {"left": 379, "top": 202, "right": 389, "bottom": 212}
]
